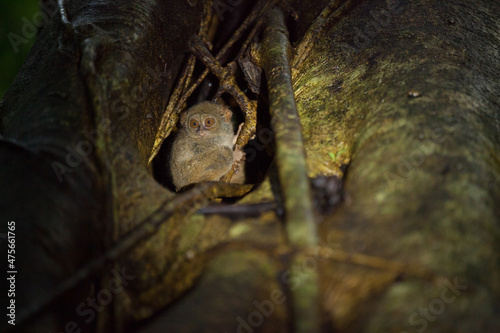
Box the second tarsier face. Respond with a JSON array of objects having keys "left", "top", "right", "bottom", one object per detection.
[{"left": 185, "top": 113, "right": 220, "bottom": 138}]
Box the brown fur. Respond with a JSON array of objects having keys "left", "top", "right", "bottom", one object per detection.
[{"left": 170, "top": 102, "right": 244, "bottom": 189}]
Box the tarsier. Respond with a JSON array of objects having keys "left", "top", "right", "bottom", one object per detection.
[{"left": 170, "top": 101, "right": 245, "bottom": 189}]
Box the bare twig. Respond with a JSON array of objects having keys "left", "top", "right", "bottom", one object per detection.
[
  {"left": 148, "top": 54, "right": 196, "bottom": 164},
  {"left": 189, "top": 36, "right": 258, "bottom": 182},
  {"left": 147, "top": 0, "right": 214, "bottom": 164},
  {"left": 177, "top": 0, "right": 274, "bottom": 109}
]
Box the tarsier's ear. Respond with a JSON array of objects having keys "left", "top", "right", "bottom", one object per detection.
[
  {"left": 180, "top": 111, "right": 187, "bottom": 125},
  {"left": 223, "top": 107, "right": 232, "bottom": 122}
]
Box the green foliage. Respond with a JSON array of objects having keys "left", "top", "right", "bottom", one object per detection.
[{"left": 0, "top": 1, "right": 39, "bottom": 99}]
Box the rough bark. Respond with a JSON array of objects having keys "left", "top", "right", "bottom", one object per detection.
[
  {"left": 1, "top": 0, "right": 203, "bottom": 331},
  {"left": 137, "top": 0, "right": 500, "bottom": 332},
  {"left": 1, "top": 0, "right": 499, "bottom": 332}
]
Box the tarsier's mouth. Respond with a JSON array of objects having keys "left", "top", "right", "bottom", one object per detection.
[{"left": 197, "top": 127, "right": 210, "bottom": 137}]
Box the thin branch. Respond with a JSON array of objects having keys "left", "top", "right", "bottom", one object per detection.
[
  {"left": 260, "top": 7, "right": 319, "bottom": 332},
  {"left": 147, "top": 0, "right": 214, "bottom": 164},
  {"left": 198, "top": 201, "right": 278, "bottom": 217},
  {"left": 180, "top": 0, "right": 274, "bottom": 104},
  {"left": 148, "top": 54, "right": 196, "bottom": 164},
  {"left": 189, "top": 36, "right": 258, "bottom": 182},
  {"left": 260, "top": 8, "right": 317, "bottom": 247}
]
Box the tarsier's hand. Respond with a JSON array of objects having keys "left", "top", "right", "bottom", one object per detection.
[{"left": 233, "top": 147, "right": 246, "bottom": 165}]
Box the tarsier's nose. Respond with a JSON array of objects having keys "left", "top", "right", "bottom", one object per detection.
[{"left": 197, "top": 126, "right": 207, "bottom": 137}]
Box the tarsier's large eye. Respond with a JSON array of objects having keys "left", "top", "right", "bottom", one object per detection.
[
  {"left": 189, "top": 119, "right": 200, "bottom": 128},
  {"left": 204, "top": 117, "right": 216, "bottom": 128}
]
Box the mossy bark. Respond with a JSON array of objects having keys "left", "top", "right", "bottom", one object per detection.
[
  {"left": 291, "top": 0, "right": 500, "bottom": 331},
  {"left": 1, "top": 0, "right": 499, "bottom": 332}
]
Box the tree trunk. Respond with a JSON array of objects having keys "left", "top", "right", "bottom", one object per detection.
[
  {"left": 1, "top": 0, "right": 203, "bottom": 331},
  {"left": 1, "top": 0, "right": 499, "bottom": 332}
]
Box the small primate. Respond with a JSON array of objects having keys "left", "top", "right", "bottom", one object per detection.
[{"left": 170, "top": 101, "right": 245, "bottom": 190}]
